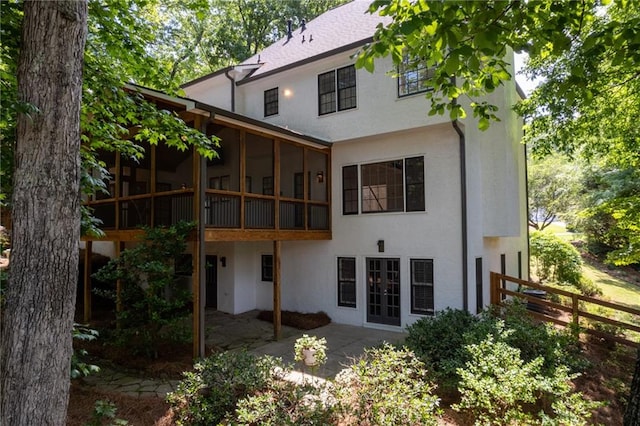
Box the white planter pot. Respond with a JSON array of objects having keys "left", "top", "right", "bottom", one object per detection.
[{"left": 302, "top": 348, "right": 317, "bottom": 366}]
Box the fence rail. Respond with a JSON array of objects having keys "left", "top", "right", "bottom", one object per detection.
[{"left": 490, "top": 272, "right": 640, "bottom": 348}]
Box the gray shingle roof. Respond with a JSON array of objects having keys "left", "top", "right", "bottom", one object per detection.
[{"left": 238, "top": 0, "right": 390, "bottom": 81}]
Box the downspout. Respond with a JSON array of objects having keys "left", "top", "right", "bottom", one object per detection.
[
  {"left": 524, "top": 142, "right": 531, "bottom": 281},
  {"left": 224, "top": 68, "right": 236, "bottom": 112},
  {"left": 452, "top": 118, "right": 469, "bottom": 312}
]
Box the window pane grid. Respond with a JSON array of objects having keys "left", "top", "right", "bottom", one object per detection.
[
  {"left": 342, "top": 165, "right": 358, "bottom": 214},
  {"left": 337, "top": 66, "right": 356, "bottom": 111},
  {"left": 338, "top": 257, "right": 356, "bottom": 307},
  {"left": 398, "top": 58, "right": 434, "bottom": 97},
  {"left": 264, "top": 88, "right": 278, "bottom": 116},
  {"left": 319, "top": 66, "right": 356, "bottom": 115},
  {"left": 361, "top": 160, "right": 404, "bottom": 213},
  {"left": 318, "top": 71, "right": 336, "bottom": 115},
  {"left": 411, "top": 259, "right": 434, "bottom": 315},
  {"left": 405, "top": 156, "right": 425, "bottom": 212}
]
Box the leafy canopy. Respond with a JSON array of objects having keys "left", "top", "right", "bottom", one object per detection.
[
  {"left": 357, "top": 0, "right": 599, "bottom": 129},
  {"left": 1, "top": 0, "right": 218, "bottom": 236}
]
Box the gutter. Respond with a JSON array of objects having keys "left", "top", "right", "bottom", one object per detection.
[
  {"left": 224, "top": 69, "right": 235, "bottom": 113},
  {"left": 452, "top": 119, "right": 469, "bottom": 312}
]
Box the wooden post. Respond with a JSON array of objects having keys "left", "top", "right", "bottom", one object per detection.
[
  {"left": 240, "top": 129, "right": 246, "bottom": 229},
  {"left": 572, "top": 293, "right": 579, "bottom": 329},
  {"left": 115, "top": 241, "right": 123, "bottom": 328},
  {"left": 83, "top": 241, "right": 92, "bottom": 323},
  {"left": 273, "top": 240, "right": 282, "bottom": 340},
  {"left": 490, "top": 272, "right": 499, "bottom": 306},
  {"left": 192, "top": 117, "right": 207, "bottom": 359}
]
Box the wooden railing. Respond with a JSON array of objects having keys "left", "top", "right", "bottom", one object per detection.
[{"left": 490, "top": 272, "right": 640, "bottom": 348}]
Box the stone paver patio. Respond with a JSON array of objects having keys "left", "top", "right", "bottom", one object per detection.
[{"left": 80, "top": 310, "right": 406, "bottom": 397}]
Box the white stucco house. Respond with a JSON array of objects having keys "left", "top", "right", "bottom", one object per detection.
[{"left": 83, "top": 0, "right": 527, "bottom": 353}]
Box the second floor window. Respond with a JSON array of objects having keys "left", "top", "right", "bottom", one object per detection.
[
  {"left": 342, "top": 156, "right": 425, "bottom": 215},
  {"left": 264, "top": 87, "right": 278, "bottom": 116},
  {"left": 398, "top": 57, "right": 434, "bottom": 97},
  {"left": 318, "top": 65, "right": 357, "bottom": 115}
]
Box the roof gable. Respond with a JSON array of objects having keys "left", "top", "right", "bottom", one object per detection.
[{"left": 238, "top": 0, "right": 390, "bottom": 81}]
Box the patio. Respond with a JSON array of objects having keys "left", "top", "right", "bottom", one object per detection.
[{"left": 204, "top": 310, "right": 406, "bottom": 378}]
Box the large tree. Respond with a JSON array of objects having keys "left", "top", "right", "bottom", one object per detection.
[
  {"left": 0, "top": 0, "right": 216, "bottom": 422},
  {"left": 151, "top": 0, "right": 349, "bottom": 84},
  {"left": 527, "top": 155, "right": 581, "bottom": 230},
  {"left": 0, "top": 1, "right": 88, "bottom": 424}
]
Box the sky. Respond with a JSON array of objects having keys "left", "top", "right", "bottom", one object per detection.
[{"left": 514, "top": 52, "right": 542, "bottom": 96}]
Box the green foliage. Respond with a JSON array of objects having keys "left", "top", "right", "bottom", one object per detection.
[
  {"left": 453, "top": 325, "right": 596, "bottom": 425},
  {"left": 358, "top": 1, "right": 603, "bottom": 128},
  {"left": 1, "top": 0, "right": 218, "bottom": 233},
  {"left": 530, "top": 230, "right": 584, "bottom": 287},
  {"left": 231, "top": 379, "right": 337, "bottom": 425},
  {"left": 71, "top": 324, "right": 100, "bottom": 379},
  {"left": 152, "top": 0, "right": 349, "bottom": 85},
  {"left": 92, "top": 221, "right": 194, "bottom": 357},
  {"left": 333, "top": 343, "right": 441, "bottom": 425},
  {"left": 579, "top": 167, "right": 640, "bottom": 266},
  {"left": 518, "top": 1, "right": 640, "bottom": 164},
  {"left": 453, "top": 328, "right": 543, "bottom": 425},
  {"left": 528, "top": 155, "right": 582, "bottom": 230},
  {"left": 86, "top": 399, "right": 128, "bottom": 426},
  {"left": 405, "top": 308, "right": 478, "bottom": 388},
  {"left": 476, "top": 302, "right": 585, "bottom": 375},
  {"left": 167, "top": 351, "right": 283, "bottom": 426},
  {"left": 405, "top": 302, "right": 584, "bottom": 391}
]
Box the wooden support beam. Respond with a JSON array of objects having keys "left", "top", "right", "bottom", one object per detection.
[
  {"left": 115, "top": 241, "right": 123, "bottom": 314},
  {"left": 83, "top": 241, "right": 92, "bottom": 323},
  {"left": 192, "top": 117, "right": 207, "bottom": 359},
  {"left": 273, "top": 240, "right": 282, "bottom": 340},
  {"left": 150, "top": 144, "right": 156, "bottom": 226}
]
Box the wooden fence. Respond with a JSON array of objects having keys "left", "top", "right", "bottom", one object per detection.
[{"left": 490, "top": 272, "right": 640, "bottom": 348}]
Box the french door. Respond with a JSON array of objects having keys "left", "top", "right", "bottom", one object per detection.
[{"left": 366, "top": 258, "right": 401, "bottom": 326}]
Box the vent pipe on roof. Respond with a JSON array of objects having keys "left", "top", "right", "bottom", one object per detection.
[
  {"left": 287, "top": 19, "right": 293, "bottom": 40},
  {"left": 301, "top": 19, "right": 306, "bottom": 31}
]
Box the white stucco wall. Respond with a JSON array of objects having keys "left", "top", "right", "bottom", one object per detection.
[
  {"left": 182, "top": 74, "right": 233, "bottom": 111},
  {"left": 186, "top": 47, "right": 528, "bottom": 328}
]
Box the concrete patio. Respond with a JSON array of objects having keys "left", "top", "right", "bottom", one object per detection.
[{"left": 205, "top": 310, "right": 407, "bottom": 378}]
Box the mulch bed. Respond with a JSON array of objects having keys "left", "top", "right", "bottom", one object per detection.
[{"left": 256, "top": 310, "right": 331, "bottom": 330}]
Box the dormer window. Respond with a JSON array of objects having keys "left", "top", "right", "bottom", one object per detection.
[
  {"left": 318, "top": 65, "right": 356, "bottom": 115},
  {"left": 264, "top": 87, "right": 278, "bottom": 117},
  {"left": 398, "top": 57, "right": 434, "bottom": 97}
]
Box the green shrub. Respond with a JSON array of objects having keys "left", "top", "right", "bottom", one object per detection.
[
  {"left": 71, "top": 323, "right": 100, "bottom": 379},
  {"left": 405, "top": 302, "right": 585, "bottom": 392},
  {"left": 454, "top": 327, "right": 543, "bottom": 424},
  {"left": 93, "top": 221, "right": 195, "bottom": 357},
  {"left": 478, "top": 301, "right": 585, "bottom": 375},
  {"left": 86, "top": 400, "right": 128, "bottom": 426},
  {"left": 405, "top": 308, "right": 478, "bottom": 388},
  {"left": 231, "top": 380, "right": 337, "bottom": 425},
  {"left": 333, "top": 343, "right": 441, "bottom": 425},
  {"left": 167, "top": 351, "right": 283, "bottom": 426},
  {"left": 576, "top": 276, "right": 603, "bottom": 297},
  {"left": 530, "top": 230, "right": 583, "bottom": 286},
  {"left": 454, "top": 325, "right": 597, "bottom": 425}
]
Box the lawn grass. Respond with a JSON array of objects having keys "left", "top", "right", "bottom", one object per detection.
[{"left": 582, "top": 263, "right": 640, "bottom": 311}]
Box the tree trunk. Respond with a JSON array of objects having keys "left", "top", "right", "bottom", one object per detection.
[
  {"left": 625, "top": 347, "right": 640, "bottom": 426},
  {"left": 0, "top": 1, "right": 87, "bottom": 425}
]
